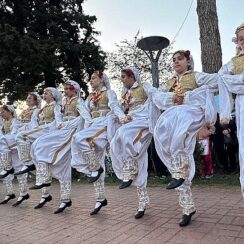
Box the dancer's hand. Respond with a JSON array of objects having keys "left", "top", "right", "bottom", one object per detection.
[
  {"left": 220, "top": 118, "right": 230, "bottom": 127},
  {"left": 124, "top": 115, "right": 133, "bottom": 124},
  {"left": 172, "top": 94, "right": 184, "bottom": 105}
]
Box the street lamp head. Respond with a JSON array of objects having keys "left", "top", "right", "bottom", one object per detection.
[{"left": 137, "top": 36, "right": 170, "bottom": 52}]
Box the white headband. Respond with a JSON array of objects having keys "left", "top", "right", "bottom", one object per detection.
[
  {"left": 65, "top": 80, "right": 81, "bottom": 97},
  {"left": 29, "top": 92, "right": 42, "bottom": 108},
  {"left": 44, "top": 87, "right": 62, "bottom": 105},
  {"left": 124, "top": 66, "right": 141, "bottom": 83}
]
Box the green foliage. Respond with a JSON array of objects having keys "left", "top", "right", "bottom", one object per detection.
[{"left": 0, "top": 0, "right": 106, "bottom": 102}]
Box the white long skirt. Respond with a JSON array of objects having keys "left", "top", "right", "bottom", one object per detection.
[
  {"left": 235, "top": 96, "right": 244, "bottom": 192},
  {"left": 31, "top": 117, "right": 83, "bottom": 181},
  {"left": 110, "top": 117, "right": 152, "bottom": 188}
]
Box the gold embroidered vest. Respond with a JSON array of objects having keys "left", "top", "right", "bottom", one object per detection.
[
  {"left": 123, "top": 84, "right": 148, "bottom": 111},
  {"left": 88, "top": 91, "right": 110, "bottom": 118},
  {"left": 88, "top": 91, "right": 110, "bottom": 112},
  {"left": 39, "top": 104, "right": 55, "bottom": 123},
  {"left": 232, "top": 54, "right": 244, "bottom": 75},
  {"left": 2, "top": 120, "right": 12, "bottom": 134},
  {"left": 166, "top": 73, "right": 198, "bottom": 95},
  {"left": 19, "top": 107, "right": 35, "bottom": 122},
  {"left": 63, "top": 97, "right": 79, "bottom": 117}
]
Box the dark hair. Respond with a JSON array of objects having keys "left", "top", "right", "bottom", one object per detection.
[
  {"left": 28, "top": 93, "right": 38, "bottom": 103},
  {"left": 2, "top": 105, "right": 14, "bottom": 115},
  {"left": 173, "top": 50, "right": 191, "bottom": 60},
  {"left": 93, "top": 70, "right": 104, "bottom": 79},
  {"left": 121, "top": 69, "right": 135, "bottom": 80}
]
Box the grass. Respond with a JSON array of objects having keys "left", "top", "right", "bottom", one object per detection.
[{"left": 72, "top": 172, "right": 241, "bottom": 187}]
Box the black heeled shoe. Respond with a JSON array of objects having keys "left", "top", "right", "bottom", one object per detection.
[
  {"left": 135, "top": 210, "right": 145, "bottom": 219},
  {"left": 90, "top": 199, "right": 107, "bottom": 215},
  {"left": 0, "top": 194, "right": 16, "bottom": 204},
  {"left": 54, "top": 200, "right": 72, "bottom": 214},
  {"left": 166, "top": 178, "right": 185, "bottom": 189},
  {"left": 119, "top": 179, "right": 133, "bottom": 189},
  {"left": 34, "top": 195, "right": 52, "bottom": 209},
  {"left": 179, "top": 211, "right": 196, "bottom": 227},
  {"left": 12, "top": 193, "right": 30, "bottom": 207},
  {"left": 14, "top": 164, "right": 36, "bottom": 176},
  {"left": 87, "top": 167, "right": 104, "bottom": 183},
  {"left": 0, "top": 168, "right": 15, "bottom": 179},
  {"left": 29, "top": 182, "right": 51, "bottom": 190}
]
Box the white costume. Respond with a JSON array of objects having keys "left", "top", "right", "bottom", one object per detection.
[
  {"left": 15, "top": 88, "right": 62, "bottom": 169},
  {"left": 218, "top": 53, "right": 244, "bottom": 196},
  {"left": 71, "top": 73, "right": 124, "bottom": 212},
  {"left": 110, "top": 67, "right": 154, "bottom": 215},
  {"left": 153, "top": 71, "right": 218, "bottom": 216},
  {"left": 0, "top": 103, "right": 40, "bottom": 204},
  {"left": 31, "top": 81, "right": 92, "bottom": 210}
]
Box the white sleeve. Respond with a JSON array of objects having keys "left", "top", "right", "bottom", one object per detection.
[
  {"left": 29, "top": 108, "right": 41, "bottom": 128},
  {"left": 195, "top": 72, "right": 218, "bottom": 92},
  {"left": 217, "top": 60, "right": 244, "bottom": 122},
  {"left": 11, "top": 119, "right": 23, "bottom": 134},
  {"left": 152, "top": 83, "right": 175, "bottom": 110},
  {"left": 54, "top": 105, "right": 63, "bottom": 127},
  {"left": 77, "top": 98, "right": 93, "bottom": 124},
  {"left": 107, "top": 89, "right": 126, "bottom": 121}
]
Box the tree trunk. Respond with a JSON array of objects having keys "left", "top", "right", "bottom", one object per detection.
[{"left": 197, "top": 0, "right": 222, "bottom": 73}]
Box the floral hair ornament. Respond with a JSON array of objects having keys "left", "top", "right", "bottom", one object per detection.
[
  {"left": 123, "top": 66, "right": 141, "bottom": 83},
  {"left": 65, "top": 80, "right": 81, "bottom": 98},
  {"left": 94, "top": 70, "right": 111, "bottom": 89}
]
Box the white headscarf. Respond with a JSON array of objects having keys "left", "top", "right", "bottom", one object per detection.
[
  {"left": 65, "top": 80, "right": 81, "bottom": 98},
  {"left": 232, "top": 23, "right": 244, "bottom": 55},
  {"left": 4, "top": 105, "right": 17, "bottom": 118},
  {"left": 189, "top": 55, "right": 194, "bottom": 71},
  {"left": 44, "top": 87, "right": 62, "bottom": 105},
  {"left": 29, "top": 92, "right": 42, "bottom": 108},
  {"left": 102, "top": 72, "right": 111, "bottom": 89},
  {"left": 124, "top": 66, "right": 141, "bottom": 83}
]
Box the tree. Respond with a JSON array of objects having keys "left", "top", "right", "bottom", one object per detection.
[
  {"left": 197, "top": 0, "right": 222, "bottom": 73},
  {"left": 0, "top": 0, "right": 106, "bottom": 102},
  {"left": 106, "top": 32, "right": 173, "bottom": 93}
]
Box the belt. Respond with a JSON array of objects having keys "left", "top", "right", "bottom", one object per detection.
[{"left": 91, "top": 110, "right": 109, "bottom": 119}]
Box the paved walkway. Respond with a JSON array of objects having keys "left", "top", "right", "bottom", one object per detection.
[{"left": 0, "top": 182, "right": 244, "bottom": 244}]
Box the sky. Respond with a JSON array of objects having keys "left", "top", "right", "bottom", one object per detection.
[{"left": 83, "top": 0, "right": 244, "bottom": 71}]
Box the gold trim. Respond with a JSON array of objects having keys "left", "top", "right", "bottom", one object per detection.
[
  {"left": 51, "top": 129, "right": 77, "bottom": 164},
  {"left": 9, "top": 143, "right": 17, "bottom": 149},
  {"left": 133, "top": 128, "right": 147, "bottom": 145},
  {"left": 22, "top": 128, "right": 44, "bottom": 141},
  {"left": 86, "top": 126, "right": 107, "bottom": 149}
]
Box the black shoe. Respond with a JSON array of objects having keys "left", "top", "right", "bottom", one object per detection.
[
  {"left": 179, "top": 211, "right": 196, "bottom": 227},
  {"left": 87, "top": 167, "right": 104, "bottom": 183},
  {"left": 12, "top": 193, "right": 30, "bottom": 207},
  {"left": 54, "top": 200, "right": 72, "bottom": 214},
  {"left": 0, "top": 168, "right": 15, "bottom": 179},
  {"left": 135, "top": 210, "right": 145, "bottom": 219},
  {"left": 14, "top": 164, "right": 36, "bottom": 176},
  {"left": 166, "top": 178, "right": 185, "bottom": 190},
  {"left": 34, "top": 195, "right": 52, "bottom": 209},
  {"left": 90, "top": 199, "right": 107, "bottom": 215},
  {"left": 29, "top": 182, "right": 51, "bottom": 190},
  {"left": 119, "top": 179, "right": 133, "bottom": 189},
  {"left": 0, "top": 194, "right": 16, "bottom": 204}
]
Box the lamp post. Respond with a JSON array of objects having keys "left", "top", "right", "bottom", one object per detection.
[
  {"left": 137, "top": 36, "right": 170, "bottom": 87},
  {"left": 137, "top": 36, "right": 170, "bottom": 176}
]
